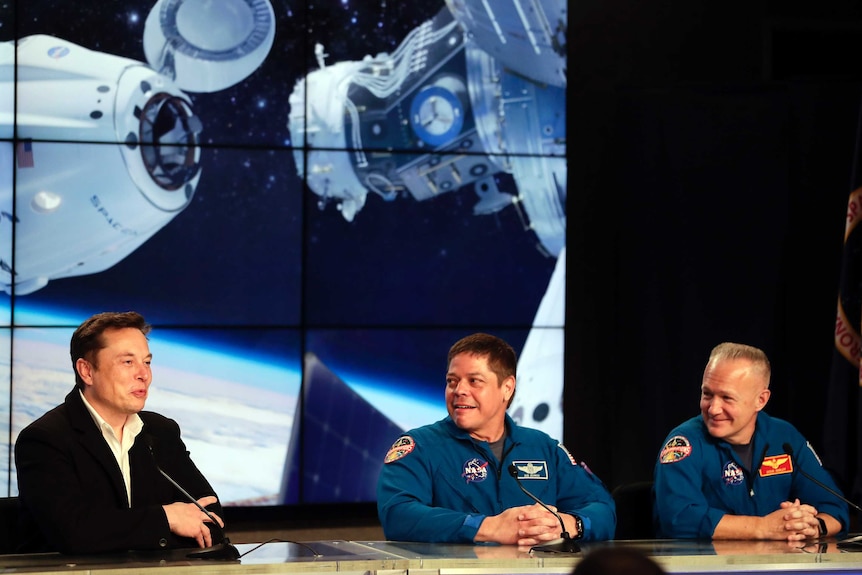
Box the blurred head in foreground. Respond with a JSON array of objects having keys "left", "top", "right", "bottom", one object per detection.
[{"left": 572, "top": 547, "right": 665, "bottom": 575}]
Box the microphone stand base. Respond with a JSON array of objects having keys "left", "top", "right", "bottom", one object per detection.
[{"left": 186, "top": 541, "right": 241, "bottom": 560}]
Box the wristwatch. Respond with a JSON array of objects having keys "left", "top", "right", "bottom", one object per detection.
[
  {"left": 816, "top": 516, "right": 827, "bottom": 537},
  {"left": 572, "top": 514, "right": 585, "bottom": 540}
]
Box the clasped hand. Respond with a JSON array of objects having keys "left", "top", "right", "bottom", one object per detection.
[
  {"left": 163, "top": 496, "right": 224, "bottom": 548},
  {"left": 773, "top": 498, "right": 820, "bottom": 542},
  {"left": 480, "top": 503, "right": 570, "bottom": 546}
]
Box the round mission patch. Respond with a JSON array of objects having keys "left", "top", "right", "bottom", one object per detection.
[
  {"left": 659, "top": 435, "right": 692, "bottom": 463},
  {"left": 384, "top": 435, "right": 416, "bottom": 463}
]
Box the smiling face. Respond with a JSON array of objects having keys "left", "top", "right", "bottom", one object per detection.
[
  {"left": 446, "top": 352, "right": 515, "bottom": 442},
  {"left": 77, "top": 327, "right": 152, "bottom": 428},
  {"left": 700, "top": 357, "right": 770, "bottom": 445}
]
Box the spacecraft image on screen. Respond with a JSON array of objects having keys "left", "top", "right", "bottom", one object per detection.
[
  {"left": 290, "top": 2, "right": 566, "bottom": 257},
  {"left": 2, "top": 0, "right": 275, "bottom": 295},
  {"left": 0, "top": 0, "right": 567, "bottom": 506}
]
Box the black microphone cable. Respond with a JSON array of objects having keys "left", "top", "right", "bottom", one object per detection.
[{"left": 240, "top": 538, "right": 323, "bottom": 558}]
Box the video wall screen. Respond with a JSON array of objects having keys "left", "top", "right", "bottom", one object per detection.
[{"left": 0, "top": 0, "right": 567, "bottom": 505}]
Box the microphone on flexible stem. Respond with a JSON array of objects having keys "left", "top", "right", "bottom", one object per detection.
[
  {"left": 145, "top": 437, "right": 240, "bottom": 560},
  {"left": 507, "top": 464, "right": 580, "bottom": 553},
  {"left": 782, "top": 444, "right": 862, "bottom": 513},
  {"left": 782, "top": 443, "right": 862, "bottom": 551}
]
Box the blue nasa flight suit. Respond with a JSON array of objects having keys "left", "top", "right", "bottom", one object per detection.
[
  {"left": 376, "top": 414, "right": 616, "bottom": 543},
  {"left": 653, "top": 413, "right": 850, "bottom": 539}
]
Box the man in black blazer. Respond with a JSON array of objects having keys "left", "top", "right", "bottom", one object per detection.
[{"left": 15, "top": 311, "right": 227, "bottom": 554}]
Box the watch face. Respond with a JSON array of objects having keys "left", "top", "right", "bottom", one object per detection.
[{"left": 409, "top": 85, "right": 464, "bottom": 146}]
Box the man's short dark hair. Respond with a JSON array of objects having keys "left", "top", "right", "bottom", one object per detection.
[
  {"left": 70, "top": 312, "right": 151, "bottom": 389},
  {"left": 448, "top": 333, "right": 517, "bottom": 406}
]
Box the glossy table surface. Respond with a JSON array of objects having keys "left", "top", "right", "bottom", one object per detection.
[{"left": 0, "top": 538, "right": 859, "bottom": 574}]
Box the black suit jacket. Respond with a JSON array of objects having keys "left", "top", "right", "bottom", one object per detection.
[{"left": 14, "top": 389, "right": 224, "bottom": 554}]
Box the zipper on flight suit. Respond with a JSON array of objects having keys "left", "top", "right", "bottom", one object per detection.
[
  {"left": 747, "top": 443, "right": 770, "bottom": 497},
  {"left": 495, "top": 443, "right": 516, "bottom": 480}
]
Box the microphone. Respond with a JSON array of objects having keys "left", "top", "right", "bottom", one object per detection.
[
  {"left": 782, "top": 444, "right": 862, "bottom": 513},
  {"left": 782, "top": 443, "right": 862, "bottom": 550},
  {"left": 507, "top": 463, "right": 580, "bottom": 553},
  {"left": 144, "top": 436, "right": 240, "bottom": 560}
]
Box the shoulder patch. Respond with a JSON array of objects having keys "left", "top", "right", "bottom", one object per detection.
[
  {"left": 660, "top": 435, "right": 692, "bottom": 463},
  {"left": 806, "top": 441, "right": 825, "bottom": 466},
  {"left": 384, "top": 435, "right": 415, "bottom": 463},
  {"left": 557, "top": 442, "right": 578, "bottom": 466}
]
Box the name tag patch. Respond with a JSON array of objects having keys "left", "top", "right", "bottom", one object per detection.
[
  {"left": 511, "top": 461, "right": 549, "bottom": 480},
  {"left": 760, "top": 454, "right": 793, "bottom": 477}
]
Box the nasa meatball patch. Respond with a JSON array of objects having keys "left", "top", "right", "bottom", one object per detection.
[
  {"left": 384, "top": 436, "right": 415, "bottom": 463},
  {"left": 462, "top": 458, "right": 489, "bottom": 483},
  {"left": 723, "top": 461, "right": 745, "bottom": 485},
  {"left": 660, "top": 435, "right": 692, "bottom": 463}
]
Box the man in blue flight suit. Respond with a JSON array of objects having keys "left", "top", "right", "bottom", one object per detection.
[
  {"left": 654, "top": 342, "right": 849, "bottom": 540},
  {"left": 377, "top": 333, "right": 616, "bottom": 545}
]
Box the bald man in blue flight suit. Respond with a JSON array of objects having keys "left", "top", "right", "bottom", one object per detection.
[
  {"left": 654, "top": 342, "right": 849, "bottom": 541},
  {"left": 377, "top": 333, "right": 616, "bottom": 545}
]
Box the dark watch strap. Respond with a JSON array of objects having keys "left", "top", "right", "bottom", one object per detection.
[
  {"left": 572, "top": 514, "right": 585, "bottom": 540},
  {"left": 816, "top": 516, "right": 827, "bottom": 537}
]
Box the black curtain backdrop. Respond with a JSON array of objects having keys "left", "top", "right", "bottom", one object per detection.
[
  {"left": 821, "top": 99, "right": 862, "bottom": 514},
  {"left": 566, "top": 82, "right": 862, "bottom": 494},
  {"left": 562, "top": 0, "right": 862, "bottom": 501}
]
